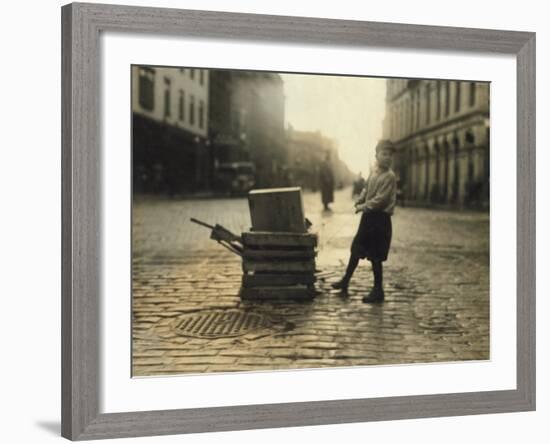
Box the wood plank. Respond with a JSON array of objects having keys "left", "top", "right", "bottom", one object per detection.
[
  {"left": 240, "top": 286, "right": 315, "bottom": 301},
  {"left": 242, "top": 231, "right": 318, "bottom": 247},
  {"left": 243, "top": 248, "right": 316, "bottom": 260},
  {"left": 243, "top": 259, "right": 316, "bottom": 273},
  {"left": 242, "top": 273, "right": 316, "bottom": 287}
]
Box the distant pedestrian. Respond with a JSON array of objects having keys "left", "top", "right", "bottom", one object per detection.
[
  {"left": 319, "top": 152, "right": 335, "bottom": 211},
  {"left": 331, "top": 140, "right": 397, "bottom": 303},
  {"left": 352, "top": 172, "right": 366, "bottom": 199},
  {"left": 396, "top": 177, "right": 406, "bottom": 207}
]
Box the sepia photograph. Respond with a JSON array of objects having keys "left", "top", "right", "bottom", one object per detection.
[{"left": 131, "top": 66, "right": 490, "bottom": 377}]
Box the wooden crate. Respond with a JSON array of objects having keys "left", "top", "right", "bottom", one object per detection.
[
  {"left": 248, "top": 187, "right": 306, "bottom": 233},
  {"left": 238, "top": 223, "right": 317, "bottom": 301}
]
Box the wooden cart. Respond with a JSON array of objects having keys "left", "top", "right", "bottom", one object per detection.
[{"left": 192, "top": 187, "right": 317, "bottom": 301}]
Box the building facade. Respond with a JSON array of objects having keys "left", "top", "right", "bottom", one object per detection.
[
  {"left": 132, "top": 66, "right": 210, "bottom": 194},
  {"left": 383, "top": 78, "right": 490, "bottom": 208},
  {"left": 209, "top": 70, "right": 286, "bottom": 188}
]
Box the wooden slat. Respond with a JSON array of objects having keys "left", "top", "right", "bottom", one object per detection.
[
  {"left": 242, "top": 231, "right": 317, "bottom": 247},
  {"left": 240, "top": 286, "right": 315, "bottom": 301},
  {"left": 243, "top": 259, "right": 316, "bottom": 273},
  {"left": 242, "top": 273, "right": 316, "bottom": 287},
  {"left": 243, "top": 248, "right": 316, "bottom": 260}
]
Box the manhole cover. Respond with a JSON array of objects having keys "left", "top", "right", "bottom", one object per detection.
[{"left": 171, "top": 310, "right": 269, "bottom": 339}]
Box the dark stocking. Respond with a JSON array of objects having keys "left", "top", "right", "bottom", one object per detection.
[
  {"left": 342, "top": 253, "right": 360, "bottom": 284},
  {"left": 371, "top": 260, "right": 383, "bottom": 289}
]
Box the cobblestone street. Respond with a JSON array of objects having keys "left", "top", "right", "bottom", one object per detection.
[{"left": 132, "top": 188, "right": 490, "bottom": 376}]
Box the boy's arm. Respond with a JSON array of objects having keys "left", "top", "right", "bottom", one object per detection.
[
  {"left": 354, "top": 186, "right": 367, "bottom": 205},
  {"left": 354, "top": 176, "right": 370, "bottom": 207},
  {"left": 356, "top": 174, "right": 396, "bottom": 212}
]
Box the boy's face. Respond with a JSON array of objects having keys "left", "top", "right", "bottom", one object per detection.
[{"left": 376, "top": 148, "right": 394, "bottom": 169}]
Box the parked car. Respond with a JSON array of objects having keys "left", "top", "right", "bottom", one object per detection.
[{"left": 214, "top": 162, "right": 256, "bottom": 195}]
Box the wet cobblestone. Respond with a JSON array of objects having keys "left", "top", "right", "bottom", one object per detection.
[{"left": 132, "top": 189, "right": 489, "bottom": 376}]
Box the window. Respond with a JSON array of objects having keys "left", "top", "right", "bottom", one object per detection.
[
  {"left": 393, "top": 104, "right": 398, "bottom": 138},
  {"left": 163, "top": 77, "right": 171, "bottom": 118},
  {"left": 410, "top": 94, "right": 414, "bottom": 133},
  {"left": 138, "top": 67, "right": 155, "bottom": 111},
  {"left": 399, "top": 100, "right": 407, "bottom": 137},
  {"left": 178, "top": 90, "right": 185, "bottom": 121},
  {"left": 426, "top": 84, "right": 431, "bottom": 125},
  {"left": 469, "top": 82, "right": 477, "bottom": 107},
  {"left": 199, "top": 100, "right": 205, "bottom": 129},
  {"left": 436, "top": 81, "right": 441, "bottom": 121},
  {"left": 403, "top": 99, "right": 408, "bottom": 136},
  {"left": 445, "top": 81, "right": 450, "bottom": 117},
  {"left": 189, "top": 95, "right": 195, "bottom": 125},
  {"left": 199, "top": 70, "right": 205, "bottom": 86},
  {"left": 416, "top": 90, "right": 420, "bottom": 130},
  {"left": 190, "top": 69, "right": 195, "bottom": 80},
  {"left": 455, "top": 81, "right": 461, "bottom": 113}
]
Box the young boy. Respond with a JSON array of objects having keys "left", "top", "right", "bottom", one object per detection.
[{"left": 331, "top": 139, "right": 397, "bottom": 303}]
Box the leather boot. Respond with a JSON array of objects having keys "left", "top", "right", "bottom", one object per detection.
[
  {"left": 362, "top": 286, "right": 385, "bottom": 303},
  {"left": 331, "top": 278, "right": 349, "bottom": 292}
]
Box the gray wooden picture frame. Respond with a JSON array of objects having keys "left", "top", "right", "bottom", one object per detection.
[{"left": 61, "top": 2, "right": 536, "bottom": 440}]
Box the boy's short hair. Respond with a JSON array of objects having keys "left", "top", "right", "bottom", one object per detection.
[{"left": 375, "top": 139, "right": 396, "bottom": 153}]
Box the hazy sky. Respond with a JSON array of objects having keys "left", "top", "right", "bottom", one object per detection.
[{"left": 281, "top": 73, "right": 387, "bottom": 175}]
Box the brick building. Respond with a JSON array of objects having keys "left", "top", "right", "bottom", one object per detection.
[{"left": 383, "top": 78, "right": 490, "bottom": 208}]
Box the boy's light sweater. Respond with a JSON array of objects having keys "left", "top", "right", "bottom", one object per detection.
[{"left": 355, "top": 166, "right": 397, "bottom": 215}]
